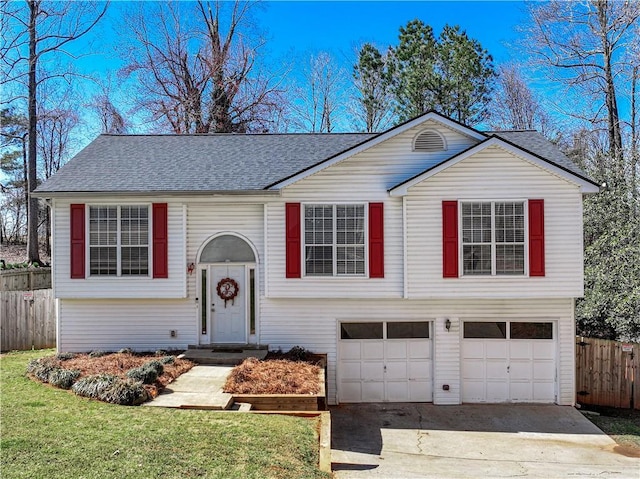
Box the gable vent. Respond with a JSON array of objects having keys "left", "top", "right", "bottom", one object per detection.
[{"left": 413, "top": 130, "right": 446, "bottom": 152}]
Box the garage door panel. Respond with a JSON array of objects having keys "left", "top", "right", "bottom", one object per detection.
[
  {"left": 362, "top": 382, "right": 384, "bottom": 402},
  {"left": 340, "top": 382, "right": 362, "bottom": 402},
  {"left": 533, "top": 361, "right": 555, "bottom": 380},
  {"left": 362, "top": 341, "right": 384, "bottom": 359},
  {"left": 408, "top": 360, "right": 432, "bottom": 380},
  {"left": 409, "top": 340, "right": 431, "bottom": 359},
  {"left": 462, "top": 381, "right": 486, "bottom": 402},
  {"left": 462, "top": 360, "right": 485, "bottom": 379},
  {"left": 486, "top": 360, "right": 508, "bottom": 379},
  {"left": 386, "top": 381, "right": 409, "bottom": 401},
  {"left": 462, "top": 341, "right": 485, "bottom": 358},
  {"left": 486, "top": 381, "right": 509, "bottom": 402},
  {"left": 510, "top": 381, "right": 533, "bottom": 401},
  {"left": 409, "top": 380, "right": 432, "bottom": 401},
  {"left": 386, "top": 361, "right": 407, "bottom": 379},
  {"left": 340, "top": 342, "right": 362, "bottom": 360},
  {"left": 386, "top": 341, "right": 407, "bottom": 359},
  {"left": 509, "top": 342, "right": 532, "bottom": 359},
  {"left": 486, "top": 342, "right": 508, "bottom": 359},
  {"left": 341, "top": 362, "right": 361, "bottom": 380},
  {"left": 533, "top": 382, "right": 555, "bottom": 401},
  {"left": 533, "top": 342, "right": 555, "bottom": 359},
  {"left": 509, "top": 361, "right": 532, "bottom": 380},
  {"left": 362, "top": 361, "right": 384, "bottom": 380}
]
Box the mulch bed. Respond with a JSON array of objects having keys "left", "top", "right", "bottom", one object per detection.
[
  {"left": 223, "top": 357, "right": 321, "bottom": 395},
  {"left": 51, "top": 352, "right": 194, "bottom": 397}
]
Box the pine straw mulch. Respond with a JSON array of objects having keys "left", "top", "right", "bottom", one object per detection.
[
  {"left": 52, "top": 352, "right": 194, "bottom": 398},
  {"left": 223, "top": 357, "right": 321, "bottom": 395}
]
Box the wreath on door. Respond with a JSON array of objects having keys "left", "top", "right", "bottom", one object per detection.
[{"left": 216, "top": 278, "right": 239, "bottom": 307}]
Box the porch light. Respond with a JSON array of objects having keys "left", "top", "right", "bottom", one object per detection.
[{"left": 445, "top": 319, "right": 451, "bottom": 331}]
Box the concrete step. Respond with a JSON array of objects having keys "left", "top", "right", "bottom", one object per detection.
[
  {"left": 180, "top": 348, "right": 268, "bottom": 366},
  {"left": 188, "top": 343, "right": 268, "bottom": 351}
]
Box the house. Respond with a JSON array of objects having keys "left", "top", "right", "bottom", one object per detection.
[{"left": 34, "top": 111, "right": 599, "bottom": 406}]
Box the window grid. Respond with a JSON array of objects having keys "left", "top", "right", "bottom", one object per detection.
[
  {"left": 304, "top": 204, "right": 366, "bottom": 277},
  {"left": 461, "top": 201, "right": 525, "bottom": 276},
  {"left": 89, "top": 205, "right": 150, "bottom": 277}
]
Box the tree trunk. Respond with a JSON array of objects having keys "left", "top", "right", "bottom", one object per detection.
[{"left": 27, "top": 0, "right": 40, "bottom": 264}]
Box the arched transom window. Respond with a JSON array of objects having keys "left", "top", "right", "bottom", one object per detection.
[{"left": 199, "top": 235, "right": 255, "bottom": 263}]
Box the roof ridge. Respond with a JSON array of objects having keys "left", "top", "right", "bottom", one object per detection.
[{"left": 99, "top": 132, "right": 376, "bottom": 137}]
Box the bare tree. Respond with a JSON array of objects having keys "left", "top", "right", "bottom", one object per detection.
[
  {"left": 120, "top": 0, "right": 284, "bottom": 134},
  {"left": 490, "top": 64, "right": 554, "bottom": 135},
  {"left": 1, "top": 0, "right": 108, "bottom": 263},
  {"left": 523, "top": 0, "right": 640, "bottom": 168},
  {"left": 291, "top": 52, "right": 346, "bottom": 133},
  {"left": 90, "top": 84, "right": 128, "bottom": 134}
]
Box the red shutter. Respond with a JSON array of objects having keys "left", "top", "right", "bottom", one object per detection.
[
  {"left": 369, "top": 202, "right": 384, "bottom": 278},
  {"left": 442, "top": 201, "right": 459, "bottom": 278},
  {"left": 285, "top": 203, "right": 301, "bottom": 278},
  {"left": 528, "top": 199, "right": 545, "bottom": 277},
  {"left": 152, "top": 203, "right": 168, "bottom": 279},
  {"left": 70, "top": 204, "right": 85, "bottom": 279}
]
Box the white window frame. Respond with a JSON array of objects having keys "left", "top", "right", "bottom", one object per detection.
[
  {"left": 302, "top": 202, "right": 368, "bottom": 278},
  {"left": 87, "top": 204, "right": 151, "bottom": 278},
  {"left": 459, "top": 200, "right": 529, "bottom": 277}
]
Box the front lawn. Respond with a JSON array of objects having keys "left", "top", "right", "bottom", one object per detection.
[{"left": 0, "top": 350, "right": 329, "bottom": 479}]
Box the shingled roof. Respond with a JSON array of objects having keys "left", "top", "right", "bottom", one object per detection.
[
  {"left": 35, "top": 117, "right": 593, "bottom": 195},
  {"left": 35, "top": 133, "right": 376, "bottom": 194}
]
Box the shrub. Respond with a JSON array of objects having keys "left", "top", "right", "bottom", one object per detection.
[
  {"left": 56, "top": 352, "right": 75, "bottom": 361},
  {"left": 288, "top": 346, "right": 311, "bottom": 361},
  {"left": 99, "top": 378, "right": 149, "bottom": 406},
  {"left": 26, "top": 357, "right": 60, "bottom": 382},
  {"left": 126, "top": 360, "right": 163, "bottom": 385},
  {"left": 118, "top": 348, "right": 133, "bottom": 355},
  {"left": 159, "top": 355, "right": 175, "bottom": 365},
  {"left": 72, "top": 374, "right": 118, "bottom": 399},
  {"left": 88, "top": 350, "right": 108, "bottom": 358},
  {"left": 155, "top": 349, "right": 168, "bottom": 356},
  {"left": 48, "top": 369, "right": 80, "bottom": 389}
]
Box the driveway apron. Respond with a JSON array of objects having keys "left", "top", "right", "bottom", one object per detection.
[{"left": 331, "top": 403, "right": 639, "bottom": 479}]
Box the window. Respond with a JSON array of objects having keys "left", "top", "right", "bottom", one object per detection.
[
  {"left": 463, "top": 321, "right": 553, "bottom": 339},
  {"left": 510, "top": 322, "right": 553, "bottom": 339},
  {"left": 387, "top": 322, "right": 430, "bottom": 339},
  {"left": 341, "top": 322, "right": 383, "bottom": 339},
  {"left": 304, "top": 204, "right": 365, "bottom": 276},
  {"left": 463, "top": 322, "right": 507, "bottom": 338},
  {"left": 89, "top": 205, "right": 149, "bottom": 276},
  {"left": 462, "top": 201, "right": 525, "bottom": 275}
]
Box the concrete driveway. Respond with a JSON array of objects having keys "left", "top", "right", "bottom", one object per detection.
[{"left": 331, "top": 404, "right": 639, "bottom": 478}]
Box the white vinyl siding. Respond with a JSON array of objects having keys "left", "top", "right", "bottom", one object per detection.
[
  {"left": 406, "top": 145, "right": 585, "bottom": 298},
  {"left": 268, "top": 120, "right": 477, "bottom": 298},
  {"left": 52, "top": 198, "right": 186, "bottom": 299},
  {"left": 58, "top": 299, "right": 195, "bottom": 352}
]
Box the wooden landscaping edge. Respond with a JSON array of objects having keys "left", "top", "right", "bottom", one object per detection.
[
  {"left": 231, "top": 369, "right": 326, "bottom": 411},
  {"left": 250, "top": 410, "right": 331, "bottom": 474}
]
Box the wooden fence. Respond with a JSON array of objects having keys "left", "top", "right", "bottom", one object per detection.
[
  {"left": 576, "top": 337, "right": 639, "bottom": 409},
  {"left": 1, "top": 289, "right": 56, "bottom": 351},
  {"left": 0, "top": 268, "right": 51, "bottom": 292}
]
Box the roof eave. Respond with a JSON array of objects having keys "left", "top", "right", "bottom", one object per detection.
[{"left": 31, "top": 189, "right": 281, "bottom": 199}]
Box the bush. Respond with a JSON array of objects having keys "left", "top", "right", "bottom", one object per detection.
[
  {"left": 56, "top": 352, "right": 75, "bottom": 361},
  {"left": 26, "top": 357, "right": 59, "bottom": 382},
  {"left": 288, "top": 346, "right": 311, "bottom": 361},
  {"left": 99, "top": 378, "right": 149, "bottom": 406},
  {"left": 48, "top": 369, "right": 80, "bottom": 389},
  {"left": 126, "top": 360, "right": 163, "bottom": 384},
  {"left": 72, "top": 374, "right": 118, "bottom": 399},
  {"left": 155, "top": 349, "right": 168, "bottom": 357},
  {"left": 88, "top": 350, "right": 108, "bottom": 358},
  {"left": 118, "top": 348, "right": 133, "bottom": 355},
  {"left": 159, "top": 355, "right": 175, "bottom": 365}
]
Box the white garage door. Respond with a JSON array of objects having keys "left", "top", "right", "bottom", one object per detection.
[
  {"left": 462, "top": 321, "right": 556, "bottom": 403},
  {"left": 338, "top": 321, "right": 433, "bottom": 403}
]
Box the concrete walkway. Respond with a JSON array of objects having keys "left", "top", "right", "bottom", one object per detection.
[
  {"left": 331, "top": 403, "right": 639, "bottom": 479},
  {"left": 143, "top": 365, "right": 234, "bottom": 410}
]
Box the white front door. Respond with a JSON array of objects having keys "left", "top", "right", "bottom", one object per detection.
[{"left": 210, "top": 265, "right": 246, "bottom": 343}]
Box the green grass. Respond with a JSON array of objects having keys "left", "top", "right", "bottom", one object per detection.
[
  {"left": 583, "top": 407, "right": 640, "bottom": 450},
  {"left": 1, "top": 350, "right": 329, "bottom": 479}
]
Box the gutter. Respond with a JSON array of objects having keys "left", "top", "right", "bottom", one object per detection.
[{"left": 31, "top": 189, "right": 282, "bottom": 199}]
